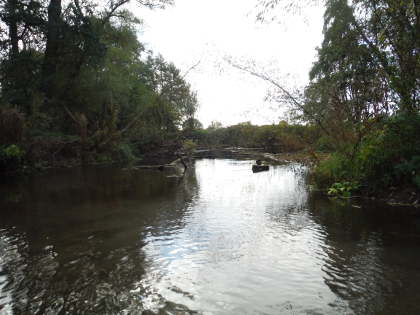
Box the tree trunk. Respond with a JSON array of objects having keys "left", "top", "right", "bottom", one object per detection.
[
  {"left": 7, "top": 0, "right": 19, "bottom": 57},
  {"left": 42, "top": 0, "right": 62, "bottom": 99}
]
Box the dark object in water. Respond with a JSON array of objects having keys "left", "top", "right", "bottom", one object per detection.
[
  {"left": 256, "top": 159, "right": 262, "bottom": 166},
  {"left": 252, "top": 165, "right": 269, "bottom": 173}
]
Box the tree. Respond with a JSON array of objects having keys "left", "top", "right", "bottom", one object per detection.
[
  {"left": 63, "top": 11, "right": 198, "bottom": 154},
  {"left": 351, "top": 0, "right": 419, "bottom": 112},
  {"left": 38, "top": 0, "right": 173, "bottom": 101},
  {"left": 6, "top": 0, "right": 18, "bottom": 56},
  {"left": 143, "top": 55, "right": 198, "bottom": 128},
  {"left": 182, "top": 117, "right": 203, "bottom": 130},
  {"left": 251, "top": 0, "right": 418, "bottom": 147},
  {"left": 42, "top": 0, "right": 61, "bottom": 98},
  {"left": 303, "top": 0, "right": 393, "bottom": 154},
  {"left": 0, "top": 0, "right": 203, "bottom": 167},
  {"left": 254, "top": 0, "right": 319, "bottom": 22},
  {"left": 255, "top": 0, "right": 419, "bottom": 113},
  {"left": 208, "top": 120, "right": 223, "bottom": 130}
]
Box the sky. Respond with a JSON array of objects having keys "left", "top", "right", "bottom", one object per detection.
[{"left": 130, "top": 0, "right": 324, "bottom": 127}]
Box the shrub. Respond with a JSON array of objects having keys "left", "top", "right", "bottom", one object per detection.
[
  {"left": 182, "top": 139, "right": 197, "bottom": 158},
  {"left": 355, "top": 112, "right": 420, "bottom": 190},
  {"left": 113, "top": 142, "right": 137, "bottom": 163},
  {"left": 0, "top": 144, "right": 25, "bottom": 172},
  {"left": 313, "top": 112, "right": 420, "bottom": 192},
  {"left": 312, "top": 153, "right": 354, "bottom": 188},
  {"left": 327, "top": 181, "right": 360, "bottom": 198}
]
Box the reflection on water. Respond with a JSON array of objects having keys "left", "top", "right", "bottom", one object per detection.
[{"left": 1, "top": 159, "right": 420, "bottom": 314}]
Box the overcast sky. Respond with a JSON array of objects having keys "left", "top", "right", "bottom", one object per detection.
[{"left": 130, "top": 0, "right": 324, "bottom": 127}]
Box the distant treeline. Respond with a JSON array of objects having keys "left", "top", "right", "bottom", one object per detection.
[{"left": 183, "top": 120, "right": 324, "bottom": 153}]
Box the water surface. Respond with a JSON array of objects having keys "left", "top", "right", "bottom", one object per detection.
[{"left": 1, "top": 159, "right": 420, "bottom": 314}]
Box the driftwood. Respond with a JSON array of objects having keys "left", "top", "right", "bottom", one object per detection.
[{"left": 133, "top": 157, "right": 187, "bottom": 173}]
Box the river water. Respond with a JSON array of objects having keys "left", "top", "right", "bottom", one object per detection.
[{"left": 1, "top": 159, "right": 420, "bottom": 315}]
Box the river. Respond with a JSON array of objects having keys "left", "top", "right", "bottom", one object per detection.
[{"left": 1, "top": 159, "right": 420, "bottom": 314}]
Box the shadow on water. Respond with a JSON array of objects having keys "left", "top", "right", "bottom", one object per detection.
[
  {"left": 308, "top": 195, "right": 420, "bottom": 315},
  {"left": 0, "top": 160, "right": 420, "bottom": 314},
  {"left": 0, "top": 166, "right": 198, "bottom": 314}
]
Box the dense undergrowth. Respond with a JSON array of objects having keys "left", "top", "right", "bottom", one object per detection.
[{"left": 314, "top": 113, "right": 420, "bottom": 198}]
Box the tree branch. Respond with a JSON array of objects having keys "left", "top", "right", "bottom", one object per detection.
[
  {"left": 101, "top": 0, "right": 130, "bottom": 24},
  {"left": 226, "top": 58, "right": 332, "bottom": 136},
  {"left": 182, "top": 60, "right": 201, "bottom": 79}
]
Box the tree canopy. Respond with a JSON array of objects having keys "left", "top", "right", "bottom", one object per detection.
[
  {"left": 0, "top": 0, "right": 199, "bottom": 168},
  {"left": 252, "top": 0, "right": 419, "bottom": 192}
]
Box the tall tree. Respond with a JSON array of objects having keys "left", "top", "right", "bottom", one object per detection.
[
  {"left": 41, "top": 0, "right": 61, "bottom": 98},
  {"left": 41, "top": 0, "right": 174, "bottom": 101},
  {"left": 7, "top": 0, "right": 18, "bottom": 56},
  {"left": 351, "top": 0, "right": 419, "bottom": 112},
  {"left": 256, "top": 0, "right": 419, "bottom": 112},
  {"left": 303, "top": 0, "right": 393, "bottom": 152}
]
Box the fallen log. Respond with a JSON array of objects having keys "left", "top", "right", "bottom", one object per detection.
[{"left": 252, "top": 165, "right": 269, "bottom": 173}]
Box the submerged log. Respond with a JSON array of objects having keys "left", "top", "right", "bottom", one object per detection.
[
  {"left": 130, "top": 158, "right": 187, "bottom": 178},
  {"left": 252, "top": 165, "right": 269, "bottom": 173}
]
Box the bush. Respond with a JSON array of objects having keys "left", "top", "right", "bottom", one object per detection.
[
  {"left": 113, "top": 142, "right": 137, "bottom": 163},
  {"left": 354, "top": 112, "right": 420, "bottom": 190},
  {"left": 182, "top": 139, "right": 197, "bottom": 158},
  {"left": 0, "top": 144, "right": 25, "bottom": 172},
  {"left": 312, "top": 153, "right": 354, "bottom": 188},
  {"left": 313, "top": 112, "right": 420, "bottom": 192},
  {"left": 327, "top": 181, "right": 360, "bottom": 198}
]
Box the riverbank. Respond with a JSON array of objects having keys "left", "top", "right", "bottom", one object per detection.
[
  {"left": 3, "top": 144, "right": 418, "bottom": 209},
  {"left": 1, "top": 144, "right": 316, "bottom": 176},
  {"left": 0, "top": 139, "right": 182, "bottom": 175}
]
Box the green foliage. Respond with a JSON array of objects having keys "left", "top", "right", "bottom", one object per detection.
[
  {"left": 312, "top": 153, "right": 349, "bottom": 187},
  {"left": 304, "top": 0, "right": 419, "bottom": 194},
  {"left": 313, "top": 113, "right": 420, "bottom": 192},
  {"left": 328, "top": 182, "right": 359, "bottom": 198},
  {"left": 394, "top": 156, "right": 420, "bottom": 189},
  {"left": 194, "top": 121, "right": 315, "bottom": 152},
  {"left": 182, "top": 139, "right": 197, "bottom": 158},
  {"left": 0, "top": 144, "right": 25, "bottom": 172},
  {"left": 0, "top": 1, "right": 196, "bottom": 171},
  {"left": 0, "top": 50, "right": 43, "bottom": 112},
  {"left": 113, "top": 142, "right": 137, "bottom": 163},
  {"left": 356, "top": 113, "right": 420, "bottom": 190},
  {"left": 2, "top": 144, "right": 24, "bottom": 158}
]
